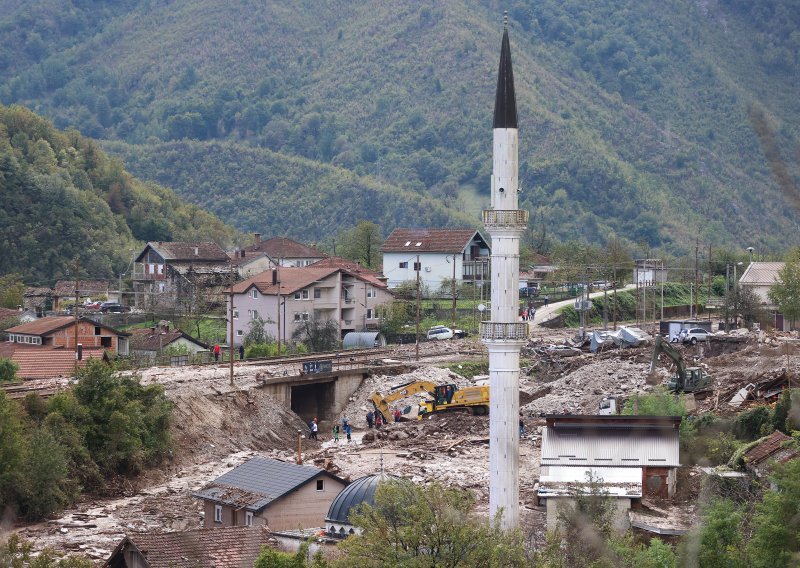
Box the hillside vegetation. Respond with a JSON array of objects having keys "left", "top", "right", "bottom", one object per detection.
[
  {"left": 0, "top": 104, "right": 233, "bottom": 284},
  {"left": 1, "top": 1, "right": 799, "bottom": 253}
]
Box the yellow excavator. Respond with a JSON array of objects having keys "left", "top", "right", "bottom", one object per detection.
[
  {"left": 650, "top": 335, "right": 712, "bottom": 393},
  {"left": 370, "top": 380, "right": 490, "bottom": 422}
]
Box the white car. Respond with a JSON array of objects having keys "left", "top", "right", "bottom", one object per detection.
[
  {"left": 427, "top": 326, "right": 454, "bottom": 340},
  {"left": 682, "top": 328, "right": 711, "bottom": 344}
]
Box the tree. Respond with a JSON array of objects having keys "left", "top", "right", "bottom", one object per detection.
[
  {"left": 0, "top": 358, "right": 18, "bottom": 383},
  {"left": 19, "top": 427, "right": 75, "bottom": 520},
  {"left": 726, "top": 286, "right": 766, "bottom": 329},
  {"left": 291, "top": 318, "right": 340, "bottom": 352},
  {"left": 0, "top": 391, "right": 24, "bottom": 513},
  {"left": 0, "top": 273, "right": 24, "bottom": 308},
  {"left": 254, "top": 541, "right": 328, "bottom": 568},
  {"left": 746, "top": 459, "right": 800, "bottom": 566},
  {"left": 243, "top": 314, "right": 273, "bottom": 347},
  {"left": 336, "top": 221, "right": 383, "bottom": 270},
  {"left": 681, "top": 500, "right": 746, "bottom": 568},
  {"left": 337, "top": 480, "right": 527, "bottom": 567},
  {"left": 0, "top": 535, "right": 92, "bottom": 568},
  {"left": 769, "top": 255, "right": 800, "bottom": 328}
]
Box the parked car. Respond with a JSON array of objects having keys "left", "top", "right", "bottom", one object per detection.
[
  {"left": 100, "top": 301, "right": 130, "bottom": 313},
  {"left": 427, "top": 326, "right": 454, "bottom": 340},
  {"left": 682, "top": 327, "right": 710, "bottom": 345},
  {"left": 519, "top": 286, "right": 539, "bottom": 298},
  {"left": 591, "top": 280, "right": 612, "bottom": 290}
]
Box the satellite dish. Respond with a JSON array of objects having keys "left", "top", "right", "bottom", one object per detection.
[{"left": 478, "top": 303, "right": 487, "bottom": 312}]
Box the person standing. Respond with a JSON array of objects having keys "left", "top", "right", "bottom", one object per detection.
[
  {"left": 394, "top": 408, "right": 401, "bottom": 422},
  {"left": 332, "top": 422, "right": 339, "bottom": 442},
  {"left": 375, "top": 413, "right": 382, "bottom": 429},
  {"left": 213, "top": 343, "right": 221, "bottom": 362},
  {"left": 239, "top": 344, "right": 245, "bottom": 360},
  {"left": 342, "top": 416, "right": 352, "bottom": 444},
  {"left": 366, "top": 410, "right": 374, "bottom": 429},
  {"left": 543, "top": 295, "right": 549, "bottom": 307},
  {"left": 310, "top": 418, "right": 318, "bottom": 440}
]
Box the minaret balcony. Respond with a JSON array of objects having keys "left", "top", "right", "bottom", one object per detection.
[
  {"left": 482, "top": 209, "right": 529, "bottom": 230},
  {"left": 480, "top": 321, "right": 529, "bottom": 342}
]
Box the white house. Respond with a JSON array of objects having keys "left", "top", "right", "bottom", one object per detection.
[
  {"left": 380, "top": 229, "right": 490, "bottom": 290},
  {"left": 738, "top": 262, "right": 791, "bottom": 330}
]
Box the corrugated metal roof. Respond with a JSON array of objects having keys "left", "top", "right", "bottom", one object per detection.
[
  {"left": 192, "top": 457, "right": 343, "bottom": 511},
  {"left": 739, "top": 262, "right": 784, "bottom": 285},
  {"left": 541, "top": 424, "right": 680, "bottom": 467},
  {"left": 538, "top": 466, "right": 642, "bottom": 498}
]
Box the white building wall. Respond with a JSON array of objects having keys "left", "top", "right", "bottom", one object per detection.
[{"left": 382, "top": 252, "right": 464, "bottom": 291}]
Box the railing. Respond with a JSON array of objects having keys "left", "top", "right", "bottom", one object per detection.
[
  {"left": 482, "top": 209, "right": 529, "bottom": 228},
  {"left": 479, "top": 321, "right": 529, "bottom": 341},
  {"left": 342, "top": 298, "right": 356, "bottom": 304}
]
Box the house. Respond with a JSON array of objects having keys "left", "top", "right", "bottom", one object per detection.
[
  {"left": 104, "top": 526, "right": 274, "bottom": 568},
  {"left": 52, "top": 279, "right": 112, "bottom": 311},
  {"left": 738, "top": 262, "right": 791, "bottom": 330},
  {"left": 129, "top": 322, "right": 209, "bottom": 363},
  {"left": 538, "top": 415, "right": 681, "bottom": 532},
  {"left": 23, "top": 287, "right": 52, "bottom": 316},
  {"left": 0, "top": 343, "right": 108, "bottom": 379},
  {"left": 192, "top": 457, "right": 347, "bottom": 531},
  {"left": 230, "top": 234, "right": 328, "bottom": 278},
  {"left": 741, "top": 430, "right": 800, "bottom": 478},
  {"left": 4, "top": 316, "right": 130, "bottom": 355},
  {"left": 132, "top": 241, "right": 231, "bottom": 310},
  {"left": 229, "top": 263, "right": 392, "bottom": 344},
  {"left": 380, "top": 228, "right": 490, "bottom": 290}
]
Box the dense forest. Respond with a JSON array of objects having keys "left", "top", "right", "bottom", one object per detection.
[
  {"left": 0, "top": 104, "right": 233, "bottom": 284},
  {"left": 0, "top": 1, "right": 799, "bottom": 254}
]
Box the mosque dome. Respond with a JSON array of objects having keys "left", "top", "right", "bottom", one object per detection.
[{"left": 325, "top": 473, "right": 405, "bottom": 538}]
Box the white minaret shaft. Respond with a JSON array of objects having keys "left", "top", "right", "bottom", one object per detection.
[{"left": 482, "top": 24, "right": 528, "bottom": 530}]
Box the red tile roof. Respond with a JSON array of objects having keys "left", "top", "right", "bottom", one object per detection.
[
  {"left": 5, "top": 316, "right": 129, "bottom": 337},
  {"left": 247, "top": 237, "right": 326, "bottom": 260},
  {"left": 380, "top": 229, "right": 481, "bottom": 254},
  {"left": 0, "top": 308, "right": 20, "bottom": 321},
  {"left": 105, "top": 526, "right": 274, "bottom": 568},
  {"left": 24, "top": 287, "right": 52, "bottom": 297},
  {"left": 309, "top": 257, "right": 388, "bottom": 287},
  {"left": 744, "top": 430, "right": 799, "bottom": 466},
  {"left": 231, "top": 266, "right": 339, "bottom": 296},
  {"left": 0, "top": 345, "right": 107, "bottom": 379},
  {"left": 144, "top": 242, "right": 229, "bottom": 262}
]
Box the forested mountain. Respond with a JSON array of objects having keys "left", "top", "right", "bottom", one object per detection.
[
  {"left": 1, "top": 0, "right": 799, "bottom": 253},
  {"left": 0, "top": 104, "right": 233, "bottom": 284}
]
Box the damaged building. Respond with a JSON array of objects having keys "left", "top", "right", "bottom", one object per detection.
[{"left": 538, "top": 415, "right": 681, "bottom": 532}]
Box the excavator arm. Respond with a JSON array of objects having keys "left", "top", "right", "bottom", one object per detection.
[
  {"left": 370, "top": 380, "right": 438, "bottom": 422},
  {"left": 650, "top": 335, "right": 687, "bottom": 390}
]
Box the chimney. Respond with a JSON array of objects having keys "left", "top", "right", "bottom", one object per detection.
[
  {"left": 271, "top": 269, "right": 278, "bottom": 285},
  {"left": 161, "top": 322, "right": 170, "bottom": 333},
  {"left": 194, "top": 246, "right": 199, "bottom": 256},
  {"left": 254, "top": 233, "right": 261, "bottom": 246},
  {"left": 76, "top": 344, "right": 83, "bottom": 361}
]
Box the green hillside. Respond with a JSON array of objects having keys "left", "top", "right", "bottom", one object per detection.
[
  {"left": 1, "top": 0, "right": 799, "bottom": 253},
  {"left": 0, "top": 104, "right": 233, "bottom": 284}
]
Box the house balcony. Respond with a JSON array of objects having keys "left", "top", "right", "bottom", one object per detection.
[
  {"left": 133, "top": 263, "right": 166, "bottom": 281},
  {"left": 482, "top": 209, "right": 529, "bottom": 230},
  {"left": 480, "top": 321, "right": 529, "bottom": 342},
  {"left": 463, "top": 259, "right": 490, "bottom": 282}
]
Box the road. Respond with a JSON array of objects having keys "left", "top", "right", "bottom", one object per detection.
[{"left": 528, "top": 284, "right": 637, "bottom": 327}]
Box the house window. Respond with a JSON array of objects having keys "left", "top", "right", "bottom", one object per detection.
[
  {"left": 236, "top": 330, "right": 243, "bottom": 336},
  {"left": 316, "top": 479, "right": 324, "bottom": 491},
  {"left": 367, "top": 286, "right": 376, "bottom": 298},
  {"left": 233, "top": 309, "right": 239, "bottom": 319},
  {"left": 294, "top": 312, "right": 301, "bottom": 322},
  {"left": 250, "top": 289, "right": 258, "bottom": 299},
  {"left": 94, "top": 326, "right": 102, "bottom": 335},
  {"left": 399, "top": 262, "right": 408, "bottom": 268},
  {"left": 294, "top": 290, "right": 310, "bottom": 300},
  {"left": 245, "top": 511, "right": 253, "bottom": 526},
  {"left": 303, "top": 312, "right": 309, "bottom": 321},
  {"left": 314, "top": 288, "right": 321, "bottom": 299},
  {"left": 248, "top": 309, "right": 259, "bottom": 319},
  {"left": 366, "top": 309, "right": 374, "bottom": 319},
  {"left": 214, "top": 504, "right": 223, "bottom": 523}
]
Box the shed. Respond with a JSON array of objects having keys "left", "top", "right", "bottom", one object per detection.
[{"left": 343, "top": 331, "right": 386, "bottom": 349}]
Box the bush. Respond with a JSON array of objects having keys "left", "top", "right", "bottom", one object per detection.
[
  {"left": 0, "top": 357, "right": 18, "bottom": 383},
  {"left": 733, "top": 406, "right": 773, "bottom": 441}
]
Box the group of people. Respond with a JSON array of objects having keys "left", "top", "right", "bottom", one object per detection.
[
  {"left": 327, "top": 416, "right": 354, "bottom": 444},
  {"left": 365, "top": 409, "right": 401, "bottom": 429},
  {"left": 520, "top": 306, "right": 536, "bottom": 321},
  {"left": 212, "top": 344, "right": 246, "bottom": 362}
]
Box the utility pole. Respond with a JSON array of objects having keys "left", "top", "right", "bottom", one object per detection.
[
  {"left": 612, "top": 263, "right": 617, "bottom": 330},
  {"left": 694, "top": 240, "right": 699, "bottom": 320},
  {"left": 707, "top": 244, "right": 713, "bottom": 322},
  {"left": 451, "top": 254, "right": 457, "bottom": 327},
  {"left": 415, "top": 255, "right": 421, "bottom": 361},
  {"left": 229, "top": 263, "right": 235, "bottom": 386},
  {"left": 73, "top": 257, "right": 80, "bottom": 372}
]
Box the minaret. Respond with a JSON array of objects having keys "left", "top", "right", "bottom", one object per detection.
[{"left": 481, "top": 18, "right": 528, "bottom": 530}]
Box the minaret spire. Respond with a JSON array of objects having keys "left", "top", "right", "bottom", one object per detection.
[{"left": 493, "top": 23, "right": 518, "bottom": 129}]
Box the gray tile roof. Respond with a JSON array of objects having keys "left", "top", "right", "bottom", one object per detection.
[
  {"left": 192, "top": 457, "right": 338, "bottom": 511},
  {"left": 739, "top": 262, "right": 784, "bottom": 286}
]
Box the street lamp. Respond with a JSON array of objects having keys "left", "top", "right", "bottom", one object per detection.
[{"left": 746, "top": 247, "right": 754, "bottom": 265}]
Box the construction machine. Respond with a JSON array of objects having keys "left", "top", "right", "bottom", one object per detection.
[
  {"left": 370, "top": 380, "right": 490, "bottom": 422},
  {"left": 650, "top": 335, "right": 711, "bottom": 393}
]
